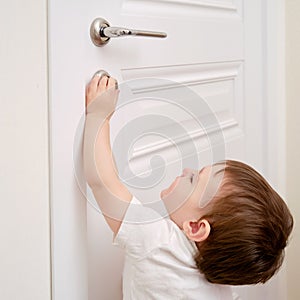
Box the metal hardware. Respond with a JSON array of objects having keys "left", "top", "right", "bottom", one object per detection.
[
  {"left": 93, "top": 70, "right": 118, "bottom": 89},
  {"left": 90, "top": 17, "right": 167, "bottom": 47},
  {"left": 93, "top": 70, "right": 110, "bottom": 79}
]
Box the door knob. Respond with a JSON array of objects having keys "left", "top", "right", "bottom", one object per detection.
[
  {"left": 93, "top": 69, "right": 110, "bottom": 79},
  {"left": 90, "top": 17, "right": 167, "bottom": 47},
  {"left": 93, "top": 70, "right": 118, "bottom": 89}
]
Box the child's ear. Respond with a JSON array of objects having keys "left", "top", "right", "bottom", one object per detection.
[{"left": 182, "top": 219, "right": 211, "bottom": 242}]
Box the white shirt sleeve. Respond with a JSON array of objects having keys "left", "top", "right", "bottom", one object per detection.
[{"left": 112, "top": 195, "right": 173, "bottom": 259}]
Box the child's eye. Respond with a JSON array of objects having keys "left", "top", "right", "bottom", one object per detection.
[{"left": 190, "top": 174, "right": 194, "bottom": 183}]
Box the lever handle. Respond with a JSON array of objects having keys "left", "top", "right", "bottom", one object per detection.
[
  {"left": 103, "top": 27, "right": 167, "bottom": 38},
  {"left": 90, "top": 17, "right": 167, "bottom": 47}
]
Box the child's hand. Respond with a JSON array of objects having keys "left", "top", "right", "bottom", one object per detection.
[
  {"left": 85, "top": 74, "right": 119, "bottom": 120},
  {"left": 86, "top": 75, "right": 118, "bottom": 106}
]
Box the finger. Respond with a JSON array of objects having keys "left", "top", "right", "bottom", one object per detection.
[
  {"left": 87, "top": 75, "right": 101, "bottom": 97},
  {"left": 107, "top": 77, "right": 117, "bottom": 90},
  {"left": 86, "top": 77, "right": 100, "bottom": 106},
  {"left": 97, "top": 76, "right": 109, "bottom": 92}
]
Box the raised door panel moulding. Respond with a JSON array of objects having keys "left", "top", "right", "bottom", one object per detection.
[
  {"left": 117, "top": 61, "right": 244, "bottom": 165},
  {"left": 154, "top": 0, "right": 237, "bottom": 11},
  {"left": 121, "top": 61, "right": 241, "bottom": 93},
  {"left": 121, "top": 0, "right": 242, "bottom": 18}
]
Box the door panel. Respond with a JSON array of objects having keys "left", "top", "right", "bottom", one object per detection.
[
  {"left": 87, "top": 2, "right": 245, "bottom": 298},
  {"left": 49, "top": 0, "right": 283, "bottom": 299}
]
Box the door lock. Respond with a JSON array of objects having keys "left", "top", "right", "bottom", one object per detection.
[{"left": 90, "top": 17, "right": 167, "bottom": 47}]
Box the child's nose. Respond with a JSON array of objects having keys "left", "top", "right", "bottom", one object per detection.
[{"left": 182, "top": 168, "right": 193, "bottom": 176}]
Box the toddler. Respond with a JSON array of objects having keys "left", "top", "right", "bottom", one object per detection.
[{"left": 83, "top": 74, "right": 293, "bottom": 300}]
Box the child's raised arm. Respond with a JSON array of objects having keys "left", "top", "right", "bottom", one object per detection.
[{"left": 83, "top": 74, "right": 133, "bottom": 235}]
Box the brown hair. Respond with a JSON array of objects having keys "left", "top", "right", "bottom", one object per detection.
[{"left": 194, "top": 160, "right": 293, "bottom": 285}]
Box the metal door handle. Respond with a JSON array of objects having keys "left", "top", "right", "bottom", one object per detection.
[{"left": 90, "top": 17, "right": 167, "bottom": 47}]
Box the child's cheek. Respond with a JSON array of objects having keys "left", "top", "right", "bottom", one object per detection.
[{"left": 162, "top": 177, "right": 197, "bottom": 213}]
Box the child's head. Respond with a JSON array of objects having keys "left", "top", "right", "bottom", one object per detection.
[{"left": 161, "top": 160, "right": 293, "bottom": 285}]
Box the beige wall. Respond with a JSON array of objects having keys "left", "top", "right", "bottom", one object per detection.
[
  {"left": 0, "top": 0, "right": 51, "bottom": 299},
  {"left": 286, "top": 0, "right": 300, "bottom": 299}
]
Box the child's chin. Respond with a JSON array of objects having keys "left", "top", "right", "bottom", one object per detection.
[
  {"left": 160, "top": 189, "right": 167, "bottom": 199},
  {"left": 160, "top": 177, "right": 180, "bottom": 200},
  {"left": 160, "top": 189, "right": 171, "bottom": 200}
]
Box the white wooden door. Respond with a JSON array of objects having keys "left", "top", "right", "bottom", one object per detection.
[{"left": 49, "top": 0, "right": 286, "bottom": 299}]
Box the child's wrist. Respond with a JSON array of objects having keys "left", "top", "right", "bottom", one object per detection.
[{"left": 107, "top": 109, "right": 117, "bottom": 122}]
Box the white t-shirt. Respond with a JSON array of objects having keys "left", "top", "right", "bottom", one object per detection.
[{"left": 113, "top": 195, "right": 234, "bottom": 300}]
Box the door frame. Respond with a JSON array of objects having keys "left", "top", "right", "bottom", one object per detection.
[
  {"left": 48, "top": 0, "right": 286, "bottom": 299},
  {"left": 264, "top": 0, "right": 286, "bottom": 195},
  {"left": 240, "top": 0, "right": 287, "bottom": 299},
  {"left": 264, "top": 1, "right": 287, "bottom": 297}
]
